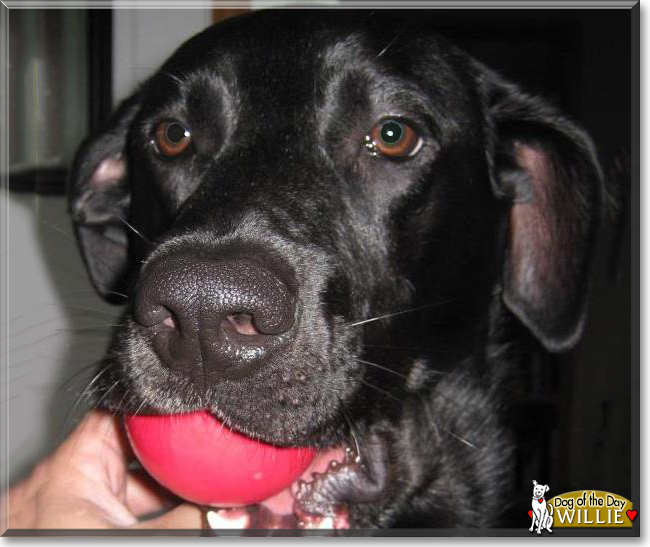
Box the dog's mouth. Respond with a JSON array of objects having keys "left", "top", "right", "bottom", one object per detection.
[{"left": 205, "top": 445, "right": 359, "bottom": 531}]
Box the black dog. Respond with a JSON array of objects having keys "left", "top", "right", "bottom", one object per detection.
[{"left": 68, "top": 10, "right": 603, "bottom": 530}]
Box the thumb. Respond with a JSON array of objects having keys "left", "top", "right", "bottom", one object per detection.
[{"left": 133, "top": 503, "right": 204, "bottom": 529}]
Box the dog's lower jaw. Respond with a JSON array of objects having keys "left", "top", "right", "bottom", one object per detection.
[
  {"left": 293, "top": 433, "right": 390, "bottom": 528},
  {"left": 204, "top": 433, "right": 391, "bottom": 534}
]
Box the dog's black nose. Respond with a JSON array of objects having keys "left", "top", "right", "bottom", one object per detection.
[{"left": 135, "top": 253, "right": 296, "bottom": 379}]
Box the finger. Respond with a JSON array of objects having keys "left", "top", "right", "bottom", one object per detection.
[
  {"left": 32, "top": 493, "right": 136, "bottom": 529},
  {"left": 125, "top": 469, "right": 177, "bottom": 517},
  {"left": 133, "top": 503, "right": 203, "bottom": 529},
  {"left": 6, "top": 487, "right": 37, "bottom": 530},
  {"left": 60, "top": 410, "right": 131, "bottom": 462},
  {"left": 52, "top": 411, "right": 124, "bottom": 480},
  {"left": 50, "top": 411, "right": 135, "bottom": 502}
]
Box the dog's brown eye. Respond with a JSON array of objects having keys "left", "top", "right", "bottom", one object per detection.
[
  {"left": 366, "top": 119, "right": 421, "bottom": 158},
  {"left": 155, "top": 121, "right": 192, "bottom": 157}
]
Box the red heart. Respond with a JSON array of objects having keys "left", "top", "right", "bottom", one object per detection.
[
  {"left": 627, "top": 510, "right": 637, "bottom": 522},
  {"left": 528, "top": 510, "right": 533, "bottom": 519},
  {"left": 538, "top": 499, "right": 543, "bottom": 504}
]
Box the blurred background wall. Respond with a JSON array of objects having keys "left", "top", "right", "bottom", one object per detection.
[
  {"left": 6, "top": 8, "right": 212, "bottom": 485},
  {"left": 112, "top": 9, "right": 212, "bottom": 104}
]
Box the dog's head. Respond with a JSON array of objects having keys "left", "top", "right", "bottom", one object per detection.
[
  {"left": 68, "top": 11, "right": 602, "bottom": 446},
  {"left": 532, "top": 480, "right": 550, "bottom": 499}
]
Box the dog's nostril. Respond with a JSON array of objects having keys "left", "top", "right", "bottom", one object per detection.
[
  {"left": 226, "top": 312, "right": 260, "bottom": 336},
  {"left": 162, "top": 314, "right": 178, "bottom": 329},
  {"left": 137, "top": 302, "right": 179, "bottom": 329}
]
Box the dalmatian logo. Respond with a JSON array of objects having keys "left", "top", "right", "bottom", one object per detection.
[{"left": 529, "top": 480, "right": 554, "bottom": 534}]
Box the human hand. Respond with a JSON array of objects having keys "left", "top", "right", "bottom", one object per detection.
[{"left": 4, "top": 410, "right": 203, "bottom": 530}]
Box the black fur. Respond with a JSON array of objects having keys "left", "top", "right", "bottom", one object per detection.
[{"left": 68, "top": 10, "right": 603, "bottom": 529}]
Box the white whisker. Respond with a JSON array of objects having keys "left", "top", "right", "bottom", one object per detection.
[
  {"left": 58, "top": 363, "right": 111, "bottom": 442},
  {"left": 359, "top": 378, "right": 400, "bottom": 402},
  {"left": 355, "top": 358, "right": 406, "bottom": 379},
  {"left": 40, "top": 219, "right": 77, "bottom": 244},
  {"left": 94, "top": 379, "right": 121, "bottom": 409},
  {"left": 444, "top": 428, "right": 478, "bottom": 449},
  {"left": 348, "top": 299, "right": 458, "bottom": 328},
  {"left": 132, "top": 398, "right": 148, "bottom": 417},
  {"left": 54, "top": 324, "right": 124, "bottom": 332},
  {"left": 117, "top": 217, "right": 152, "bottom": 245},
  {"left": 376, "top": 30, "right": 404, "bottom": 58}
]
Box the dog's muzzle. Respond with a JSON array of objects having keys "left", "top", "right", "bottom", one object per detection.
[{"left": 135, "top": 252, "right": 297, "bottom": 380}]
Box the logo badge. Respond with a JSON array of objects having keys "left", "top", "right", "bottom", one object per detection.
[
  {"left": 529, "top": 480, "right": 554, "bottom": 534},
  {"left": 527, "top": 483, "right": 636, "bottom": 530}
]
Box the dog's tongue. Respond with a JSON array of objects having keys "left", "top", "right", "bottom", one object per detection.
[{"left": 124, "top": 411, "right": 316, "bottom": 507}]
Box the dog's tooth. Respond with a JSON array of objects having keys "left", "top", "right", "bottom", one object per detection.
[
  {"left": 298, "top": 516, "right": 321, "bottom": 530},
  {"left": 328, "top": 460, "right": 340, "bottom": 471},
  {"left": 206, "top": 510, "right": 250, "bottom": 530},
  {"left": 344, "top": 447, "right": 361, "bottom": 465},
  {"left": 295, "top": 479, "right": 308, "bottom": 498},
  {"left": 317, "top": 517, "right": 335, "bottom": 530}
]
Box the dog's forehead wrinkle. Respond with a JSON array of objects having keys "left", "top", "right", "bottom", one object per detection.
[
  {"left": 319, "top": 39, "right": 432, "bottom": 113},
  {"left": 210, "top": 37, "right": 322, "bottom": 129},
  {"left": 185, "top": 70, "right": 240, "bottom": 126},
  {"left": 315, "top": 30, "right": 466, "bottom": 148}
]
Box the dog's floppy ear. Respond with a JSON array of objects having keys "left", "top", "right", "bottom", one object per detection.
[
  {"left": 68, "top": 93, "right": 141, "bottom": 302},
  {"left": 482, "top": 71, "right": 604, "bottom": 352}
]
